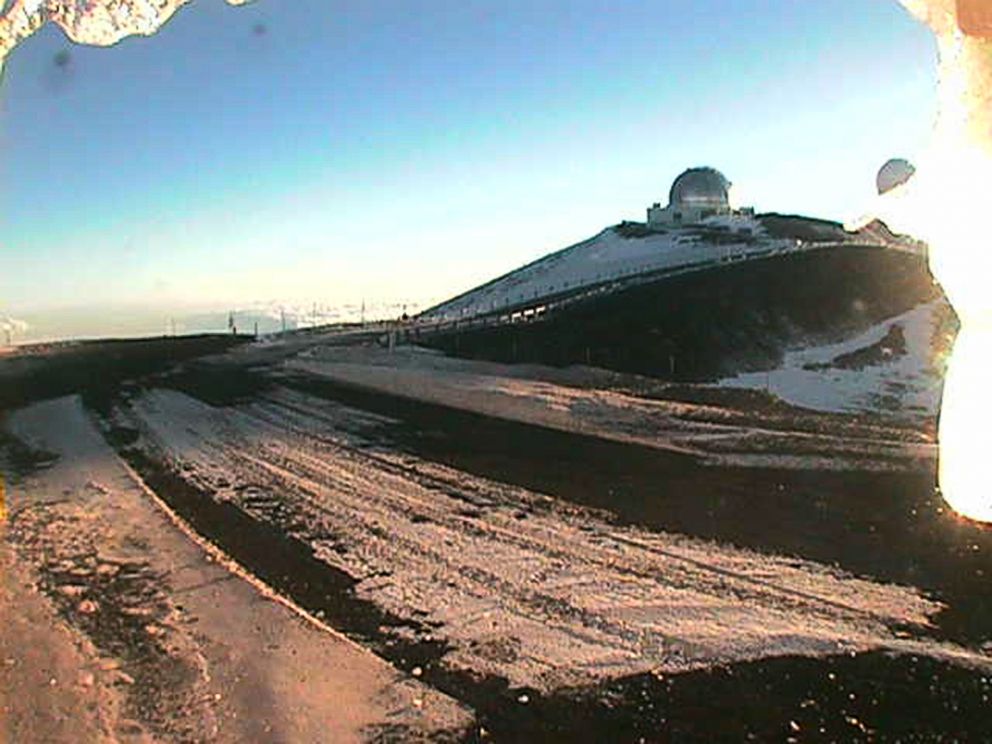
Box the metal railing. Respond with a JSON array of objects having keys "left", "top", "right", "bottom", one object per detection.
[{"left": 405, "top": 238, "right": 858, "bottom": 340}]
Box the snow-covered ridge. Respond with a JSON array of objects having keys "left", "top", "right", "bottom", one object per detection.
[{"left": 420, "top": 216, "right": 915, "bottom": 325}]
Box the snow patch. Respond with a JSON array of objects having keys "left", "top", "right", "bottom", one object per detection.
[{"left": 719, "top": 301, "right": 948, "bottom": 421}]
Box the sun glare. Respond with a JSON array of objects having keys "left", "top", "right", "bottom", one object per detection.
[
  {"left": 877, "top": 146, "right": 992, "bottom": 522},
  {"left": 937, "top": 324, "right": 992, "bottom": 522},
  {"left": 891, "top": 0, "right": 992, "bottom": 522}
]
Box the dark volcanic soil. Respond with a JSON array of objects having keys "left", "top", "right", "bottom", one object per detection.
[{"left": 0, "top": 334, "right": 248, "bottom": 412}]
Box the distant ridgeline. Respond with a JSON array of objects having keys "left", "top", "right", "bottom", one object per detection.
[{"left": 414, "top": 200, "right": 951, "bottom": 389}]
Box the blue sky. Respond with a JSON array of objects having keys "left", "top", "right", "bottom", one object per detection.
[{"left": 0, "top": 0, "right": 936, "bottom": 336}]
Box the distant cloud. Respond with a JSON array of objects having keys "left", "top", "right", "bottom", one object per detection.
[{"left": 0, "top": 315, "right": 29, "bottom": 337}]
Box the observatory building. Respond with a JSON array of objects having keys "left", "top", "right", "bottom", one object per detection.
[{"left": 647, "top": 167, "right": 753, "bottom": 227}]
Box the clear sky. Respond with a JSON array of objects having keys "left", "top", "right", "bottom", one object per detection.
[{"left": 0, "top": 0, "right": 937, "bottom": 339}]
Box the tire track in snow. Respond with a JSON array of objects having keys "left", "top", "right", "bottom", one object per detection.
[{"left": 118, "top": 386, "right": 989, "bottom": 691}]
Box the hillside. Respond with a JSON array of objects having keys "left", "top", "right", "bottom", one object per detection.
[
  {"left": 419, "top": 215, "right": 920, "bottom": 324},
  {"left": 416, "top": 217, "right": 950, "bottom": 422}
]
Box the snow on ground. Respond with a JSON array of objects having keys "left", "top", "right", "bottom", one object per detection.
[
  {"left": 115, "top": 386, "right": 986, "bottom": 694},
  {"left": 421, "top": 220, "right": 795, "bottom": 322},
  {"left": 719, "top": 301, "right": 948, "bottom": 421},
  {"left": 288, "top": 346, "right": 934, "bottom": 471}
]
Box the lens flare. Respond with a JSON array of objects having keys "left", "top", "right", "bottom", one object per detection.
[{"left": 890, "top": 0, "right": 992, "bottom": 522}]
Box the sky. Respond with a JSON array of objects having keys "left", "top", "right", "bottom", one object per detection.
[{"left": 0, "top": 0, "right": 937, "bottom": 340}]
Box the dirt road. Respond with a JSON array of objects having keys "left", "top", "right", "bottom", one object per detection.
[{"left": 2, "top": 396, "right": 470, "bottom": 742}]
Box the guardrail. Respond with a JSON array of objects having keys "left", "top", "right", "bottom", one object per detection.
[{"left": 402, "top": 239, "right": 866, "bottom": 342}]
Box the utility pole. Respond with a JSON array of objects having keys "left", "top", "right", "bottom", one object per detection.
[
  {"left": 281, "top": 307, "right": 287, "bottom": 334},
  {"left": 360, "top": 299, "right": 366, "bottom": 327}
]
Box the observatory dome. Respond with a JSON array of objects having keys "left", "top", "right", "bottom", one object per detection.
[
  {"left": 877, "top": 158, "right": 915, "bottom": 195},
  {"left": 669, "top": 167, "right": 731, "bottom": 209}
]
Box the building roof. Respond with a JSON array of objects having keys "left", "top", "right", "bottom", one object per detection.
[{"left": 669, "top": 167, "right": 731, "bottom": 209}]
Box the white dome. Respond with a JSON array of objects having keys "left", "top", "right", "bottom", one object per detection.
[
  {"left": 877, "top": 158, "right": 915, "bottom": 195},
  {"left": 669, "top": 167, "right": 731, "bottom": 209}
]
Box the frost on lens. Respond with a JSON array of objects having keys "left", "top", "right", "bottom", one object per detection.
[{"left": 0, "top": 0, "right": 254, "bottom": 74}]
